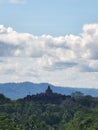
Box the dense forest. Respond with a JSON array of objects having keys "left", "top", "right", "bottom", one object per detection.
[{"left": 0, "top": 86, "right": 98, "bottom": 130}]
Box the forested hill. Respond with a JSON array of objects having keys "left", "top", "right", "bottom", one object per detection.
[
  {"left": 0, "top": 87, "right": 98, "bottom": 130},
  {"left": 0, "top": 82, "right": 98, "bottom": 99}
]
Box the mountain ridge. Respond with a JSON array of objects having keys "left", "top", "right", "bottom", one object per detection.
[{"left": 0, "top": 82, "right": 98, "bottom": 99}]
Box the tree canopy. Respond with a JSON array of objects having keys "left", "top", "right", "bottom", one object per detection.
[{"left": 0, "top": 87, "right": 98, "bottom": 130}]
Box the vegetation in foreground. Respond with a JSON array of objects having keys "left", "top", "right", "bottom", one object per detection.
[{"left": 0, "top": 86, "right": 98, "bottom": 130}]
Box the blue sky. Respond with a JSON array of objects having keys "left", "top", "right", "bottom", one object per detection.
[
  {"left": 0, "top": 0, "right": 98, "bottom": 35},
  {"left": 0, "top": 0, "right": 98, "bottom": 88}
]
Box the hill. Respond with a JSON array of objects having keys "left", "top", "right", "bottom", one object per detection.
[
  {"left": 0, "top": 88, "right": 98, "bottom": 130},
  {"left": 0, "top": 82, "right": 98, "bottom": 99}
]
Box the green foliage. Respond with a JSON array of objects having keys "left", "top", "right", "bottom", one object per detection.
[
  {"left": 0, "top": 93, "right": 10, "bottom": 105},
  {"left": 71, "top": 91, "right": 84, "bottom": 98},
  {"left": 0, "top": 116, "right": 20, "bottom": 130},
  {"left": 67, "top": 111, "right": 98, "bottom": 130},
  {"left": 0, "top": 92, "right": 98, "bottom": 130}
]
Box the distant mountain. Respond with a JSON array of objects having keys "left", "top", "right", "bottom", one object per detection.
[{"left": 0, "top": 82, "right": 98, "bottom": 99}]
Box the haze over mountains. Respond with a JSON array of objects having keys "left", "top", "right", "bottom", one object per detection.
[{"left": 0, "top": 82, "right": 98, "bottom": 99}]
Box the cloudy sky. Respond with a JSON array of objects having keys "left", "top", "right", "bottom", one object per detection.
[{"left": 0, "top": 0, "right": 98, "bottom": 88}]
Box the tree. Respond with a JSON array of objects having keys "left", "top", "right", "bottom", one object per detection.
[
  {"left": 71, "top": 91, "right": 84, "bottom": 98},
  {"left": 0, "top": 116, "right": 20, "bottom": 130}
]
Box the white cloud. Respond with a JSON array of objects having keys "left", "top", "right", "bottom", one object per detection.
[
  {"left": 0, "top": 24, "right": 98, "bottom": 67},
  {"left": 0, "top": 24, "right": 98, "bottom": 88}
]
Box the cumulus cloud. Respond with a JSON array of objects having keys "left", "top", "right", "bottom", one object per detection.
[
  {"left": 46, "top": 62, "right": 77, "bottom": 71},
  {"left": 0, "top": 24, "right": 98, "bottom": 72},
  {"left": 78, "top": 60, "right": 98, "bottom": 72},
  {"left": 0, "top": 58, "right": 40, "bottom": 79}
]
